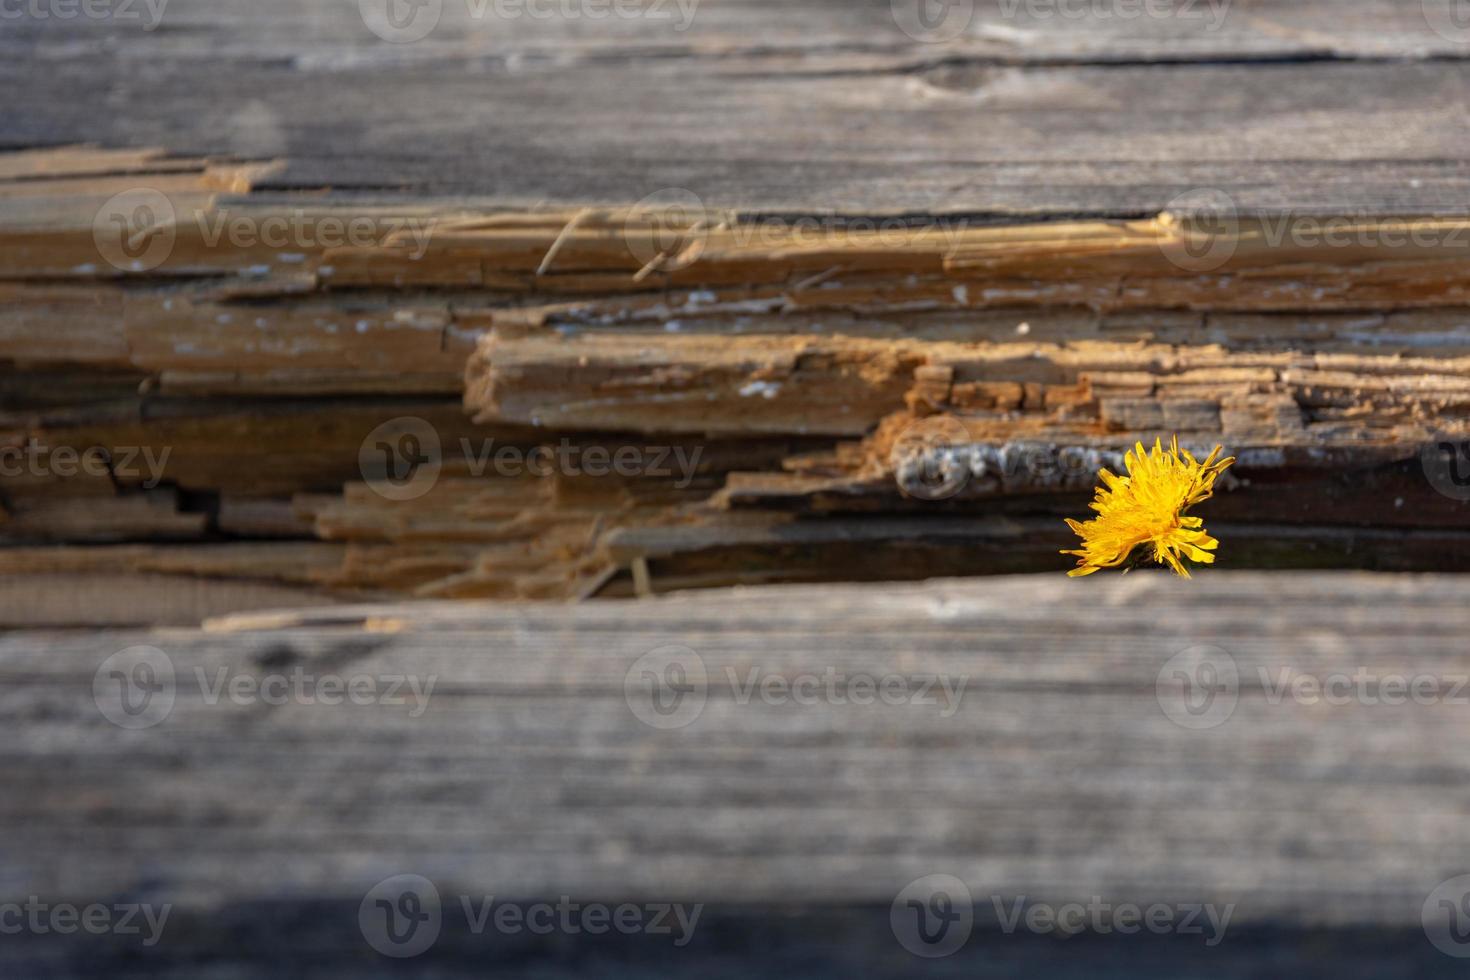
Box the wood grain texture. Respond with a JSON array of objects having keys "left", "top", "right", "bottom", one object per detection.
[
  {"left": 7, "top": 4, "right": 1470, "bottom": 976},
  {"left": 3, "top": 572, "right": 1470, "bottom": 975},
  {"left": 7, "top": 1, "right": 1470, "bottom": 214},
  {"left": 11, "top": 182, "right": 1470, "bottom": 607}
]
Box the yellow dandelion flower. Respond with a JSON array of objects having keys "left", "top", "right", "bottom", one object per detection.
[{"left": 1062, "top": 436, "right": 1234, "bottom": 579}]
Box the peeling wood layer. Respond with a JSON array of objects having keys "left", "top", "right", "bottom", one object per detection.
[{"left": 4, "top": 148, "right": 1470, "bottom": 621}]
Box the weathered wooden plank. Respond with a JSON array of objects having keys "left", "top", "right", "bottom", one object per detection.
[
  {"left": 8, "top": 2, "right": 1470, "bottom": 213},
  {"left": 7, "top": 0, "right": 1464, "bottom": 60},
  {"left": 2, "top": 573, "right": 1469, "bottom": 974}
]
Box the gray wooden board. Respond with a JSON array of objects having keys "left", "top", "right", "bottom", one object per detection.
[
  {"left": 7, "top": 1, "right": 1470, "bottom": 214},
  {"left": 3, "top": 572, "right": 1470, "bottom": 974}
]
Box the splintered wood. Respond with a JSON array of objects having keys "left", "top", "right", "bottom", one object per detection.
[{"left": 4, "top": 148, "right": 1470, "bottom": 623}]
